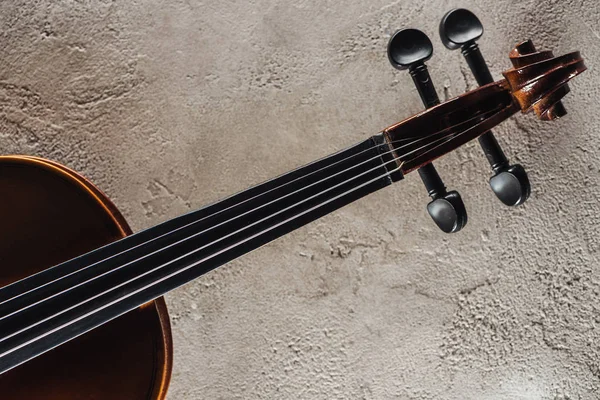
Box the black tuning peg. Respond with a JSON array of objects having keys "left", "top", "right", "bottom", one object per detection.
[
  {"left": 388, "top": 28, "right": 467, "bottom": 233},
  {"left": 440, "top": 8, "right": 531, "bottom": 207}
]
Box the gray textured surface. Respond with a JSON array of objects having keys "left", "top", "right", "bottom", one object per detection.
[{"left": 1, "top": 0, "right": 599, "bottom": 398}]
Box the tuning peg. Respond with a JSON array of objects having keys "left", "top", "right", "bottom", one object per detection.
[
  {"left": 388, "top": 28, "right": 467, "bottom": 233},
  {"left": 439, "top": 8, "right": 531, "bottom": 206}
]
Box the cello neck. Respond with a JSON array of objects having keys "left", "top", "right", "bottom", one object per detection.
[{"left": 0, "top": 133, "right": 401, "bottom": 374}]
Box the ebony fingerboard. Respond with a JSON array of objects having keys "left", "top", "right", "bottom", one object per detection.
[{"left": 0, "top": 133, "right": 402, "bottom": 374}]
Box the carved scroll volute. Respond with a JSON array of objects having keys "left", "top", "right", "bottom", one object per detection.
[{"left": 503, "top": 40, "right": 586, "bottom": 120}]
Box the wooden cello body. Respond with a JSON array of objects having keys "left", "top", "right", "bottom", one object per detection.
[{"left": 0, "top": 156, "right": 172, "bottom": 399}]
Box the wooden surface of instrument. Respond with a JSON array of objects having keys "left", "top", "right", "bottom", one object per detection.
[{"left": 0, "top": 156, "right": 172, "bottom": 399}]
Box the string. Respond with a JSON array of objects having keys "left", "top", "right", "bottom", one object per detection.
[
  {"left": 0, "top": 158, "right": 404, "bottom": 367},
  {"left": 0, "top": 97, "right": 510, "bottom": 375},
  {"left": 0, "top": 129, "right": 456, "bottom": 340}
]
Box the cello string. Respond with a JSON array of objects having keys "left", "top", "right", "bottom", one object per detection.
[
  {"left": 0, "top": 161, "right": 404, "bottom": 364},
  {"left": 0, "top": 115, "right": 479, "bottom": 364},
  {"left": 0, "top": 126, "right": 461, "bottom": 344}
]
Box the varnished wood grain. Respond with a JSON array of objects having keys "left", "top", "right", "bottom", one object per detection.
[
  {"left": 0, "top": 156, "right": 172, "bottom": 400},
  {"left": 382, "top": 42, "right": 586, "bottom": 173}
]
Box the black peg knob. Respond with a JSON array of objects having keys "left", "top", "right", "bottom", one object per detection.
[
  {"left": 388, "top": 28, "right": 467, "bottom": 233},
  {"left": 489, "top": 164, "right": 530, "bottom": 207},
  {"left": 388, "top": 29, "right": 438, "bottom": 108},
  {"left": 440, "top": 8, "right": 531, "bottom": 206},
  {"left": 419, "top": 164, "right": 468, "bottom": 233}
]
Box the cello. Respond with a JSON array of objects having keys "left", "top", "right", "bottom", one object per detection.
[{"left": 0, "top": 11, "right": 586, "bottom": 399}]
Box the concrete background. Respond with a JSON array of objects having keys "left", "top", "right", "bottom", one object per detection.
[{"left": 1, "top": 0, "right": 599, "bottom": 398}]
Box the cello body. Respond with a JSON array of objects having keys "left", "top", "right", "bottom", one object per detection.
[{"left": 0, "top": 155, "right": 172, "bottom": 399}]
